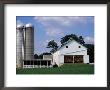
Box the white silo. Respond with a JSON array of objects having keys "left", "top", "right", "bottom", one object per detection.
[
  {"left": 24, "top": 23, "right": 34, "bottom": 61},
  {"left": 22, "top": 27, "right": 25, "bottom": 60},
  {"left": 16, "top": 24, "right": 24, "bottom": 68}
]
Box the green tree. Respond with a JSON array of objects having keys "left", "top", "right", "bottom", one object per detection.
[
  {"left": 38, "top": 53, "right": 43, "bottom": 59},
  {"left": 84, "top": 44, "right": 94, "bottom": 63},
  {"left": 47, "top": 40, "right": 58, "bottom": 53},
  {"left": 60, "top": 34, "right": 85, "bottom": 46},
  {"left": 78, "top": 36, "right": 85, "bottom": 45},
  {"left": 42, "top": 52, "right": 52, "bottom": 55},
  {"left": 34, "top": 54, "right": 38, "bottom": 59}
]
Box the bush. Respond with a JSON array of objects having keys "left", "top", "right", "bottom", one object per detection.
[{"left": 53, "top": 64, "right": 58, "bottom": 68}]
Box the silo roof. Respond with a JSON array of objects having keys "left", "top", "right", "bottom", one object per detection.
[
  {"left": 26, "top": 23, "right": 33, "bottom": 28},
  {"left": 17, "top": 24, "right": 24, "bottom": 28}
]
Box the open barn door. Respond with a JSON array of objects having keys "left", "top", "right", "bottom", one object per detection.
[
  {"left": 64, "top": 55, "right": 73, "bottom": 63},
  {"left": 74, "top": 55, "right": 83, "bottom": 63}
]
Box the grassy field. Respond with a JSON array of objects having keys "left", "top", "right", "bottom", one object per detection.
[{"left": 16, "top": 63, "right": 94, "bottom": 74}]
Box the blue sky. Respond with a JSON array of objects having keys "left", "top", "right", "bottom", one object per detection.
[{"left": 16, "top": 16, "right": 94, "bottom": 55}]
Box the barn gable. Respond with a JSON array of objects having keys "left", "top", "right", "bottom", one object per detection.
[{"left": 54, "top": 40, "right": 87, "bottom": 55}]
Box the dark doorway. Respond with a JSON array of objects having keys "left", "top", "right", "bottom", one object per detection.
[{"left": 64, "top": 55, "right": 73, "bottom": 63}]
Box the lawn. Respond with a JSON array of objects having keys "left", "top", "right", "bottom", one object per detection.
[{"left": 16, "top": 63, "right": 94, "bottom": 74}]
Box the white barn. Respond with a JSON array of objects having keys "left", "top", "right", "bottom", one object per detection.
[{"left": 52, "top": 40, "right": 89, "bottom": 66}]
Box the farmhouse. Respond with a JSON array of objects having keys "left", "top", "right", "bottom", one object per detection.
[{"left": 52, "top": 40, "right": 89, "bottom": 66}]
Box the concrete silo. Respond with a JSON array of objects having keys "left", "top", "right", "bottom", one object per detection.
[
  {"left": 24, "top": 23, "right": 34, "bottom": 61},
  {"left": 16, "top": 24, "right": 24, "bottom": 68}
]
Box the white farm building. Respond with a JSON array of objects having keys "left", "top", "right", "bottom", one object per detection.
[{"left": 52, "top": 40, "right": 89, "bottom": 66}]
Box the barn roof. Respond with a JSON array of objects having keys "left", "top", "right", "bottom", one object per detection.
[{"left": 53, "top": 39, "right": 87, "bottom": 53}]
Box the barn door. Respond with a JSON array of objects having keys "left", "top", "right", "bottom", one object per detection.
[
  {"left": 64, "top": 55, "right": 73, "bottom": 63},
  {"left": 74, "top": 55, "right": 83, "bottom": 63}
]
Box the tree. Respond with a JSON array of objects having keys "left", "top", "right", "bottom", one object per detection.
[
  {"left": 42, "top": 52, "right": 52, "bottom": 55},
  {"left": 34, "top": 54, "right": 38, "bottom": 59},
  {"left": 84, "top": 44, "right": 94, "bottom": 63},
  {"left": 47, "top": 40, "right": 59, "bottom": 53},
  {"left": 60, "top": 34, "right": 85, "bottom": 46},
  {"left": 38, "top": 53, "right": 43, "bottom": 59},
  {"left": 78, "top": 36, "right": 85, "bottom": 45}
]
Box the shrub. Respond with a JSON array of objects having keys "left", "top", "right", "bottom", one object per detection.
[{"left": 53, "top": 64, "right": 58, "bottom": 68}]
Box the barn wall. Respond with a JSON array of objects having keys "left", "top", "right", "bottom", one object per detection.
[
  {"left": 61, "top": 50, "right": 87, "bottom": 55},
  {"left": 59, "top": 55, "right": 64, "bottom": 66},
  {"left": 83, "top": 55, "right": 89, "bottom": 63},
  {"left": 52, "top": 51, "right": 60, "bottom": 65}
]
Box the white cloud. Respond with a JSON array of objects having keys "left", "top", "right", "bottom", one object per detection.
[
  {"left": 34, "top": 16, "right": 91, "bottom": 26},
  {"left": 46, "top": 27, "right": 64, "bottom": 37},
  {"left": 84, "top": 37, "right": 94, "bottom": 44},
  {"left": 34, "top": 16, "right": 93, "bottom": 37}
]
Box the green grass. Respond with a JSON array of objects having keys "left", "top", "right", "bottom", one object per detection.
[{"left": 16, "top": 63, "right": 94, "bottom": 74}]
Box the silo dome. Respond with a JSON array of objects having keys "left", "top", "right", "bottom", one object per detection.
[
  {"left": 17, "top": 24, "right": 24, "bottom": 29},
  {"left": 25, "top": 23, "right": 33, "bottom": 28}
]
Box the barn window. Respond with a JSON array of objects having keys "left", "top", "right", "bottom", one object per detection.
[
  {"left": 66, "top": 46, "right": 68, "bottom": 48},
  {"left": 79, "top": 46, "right": 81, "bottom": 48}
]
